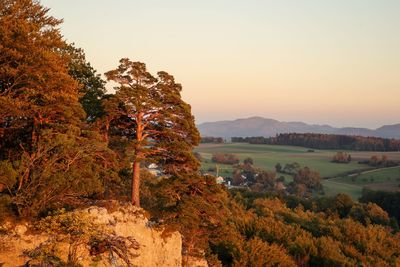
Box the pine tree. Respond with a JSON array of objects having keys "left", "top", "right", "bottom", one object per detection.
[
  {"left": 0, "top": 0, "right": 83, "bottom": 159},
  {"left": 105, "top": 58, "right": 200, "bottom": 206},
  {"left": 64, "top": 43, "right": 106, "bottom": 121},
  {"left": 0, "top": 0, "right": 114, "bottom": 216}
]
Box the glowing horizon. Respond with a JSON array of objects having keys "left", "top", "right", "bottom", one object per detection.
[{"left": 41, "top": 0, "right": 400, "bottom": 128}]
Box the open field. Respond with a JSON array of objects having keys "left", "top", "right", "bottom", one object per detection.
[
  {"left": 195, "top": 143, "right": 400, "bottom": 200},
  {"left": 333, "top": 166, "right": 400, "bottom": 185},
  {"left": 321, "top": 180, "right": 364, "bottom": 200},
  {"left": 328, "top": 166, "right": 400, "bottom": 198}
]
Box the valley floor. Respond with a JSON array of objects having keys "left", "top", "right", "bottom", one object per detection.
[{"left": 196, "top": 143, "right": 400, "bottom": 199}]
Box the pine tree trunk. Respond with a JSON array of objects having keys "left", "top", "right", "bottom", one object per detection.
[
  {"left": 132, "top": 112, "right": 144, "bottom": 207},
  {"left": 132, "top": 160, "right": 140, "bottom": 207}
]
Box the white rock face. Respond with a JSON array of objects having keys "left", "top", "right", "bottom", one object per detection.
[{"left": 0, "top": 203, "right": 183, "bottom": 267}]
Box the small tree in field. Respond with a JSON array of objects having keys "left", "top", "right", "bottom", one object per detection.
[
  {"left": 105, "top": 59, "right": 199, "bottom": 206},
  {"left": 332, "top": 152, "right": 351, "bottom": 163}
]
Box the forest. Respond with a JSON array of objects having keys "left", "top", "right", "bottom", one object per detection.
[
  {"left": 232, "top": 133, "right": 400, "bottom": 151},
  {"left": 1, "top": 1, "right": 400, "bottom": 266},
  {"left": 201, "top": 137, "right": 225, "bottom": 144}
]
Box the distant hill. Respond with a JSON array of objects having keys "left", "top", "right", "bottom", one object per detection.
[{"left": 198, "top": 116, "right": 400, "bottom": 139}]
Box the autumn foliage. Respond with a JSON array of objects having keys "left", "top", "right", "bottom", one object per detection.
[
  {"left": 0, "top": 1, "right": 399, "bottom": 266},
  {"left": 332, "top": 151, "right": 352, "bottom": 163},
  {"left": 212, "top": 153, "right": 240, "bottom": 165}
]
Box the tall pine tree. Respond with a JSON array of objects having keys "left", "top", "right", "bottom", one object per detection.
[{"left": 105, "top": 58, "right": 200, "bottom": 206}]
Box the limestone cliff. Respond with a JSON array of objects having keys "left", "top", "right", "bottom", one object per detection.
[{"left": 0, "top": 203, "right": 183, "bottom": 267}]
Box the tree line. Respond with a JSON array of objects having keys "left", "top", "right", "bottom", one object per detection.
[
  {"left": 360, "top": 155, "right": 400, "bottom": 167},
  {"left": 201, "top": 136, "right": 224, "bottom": 143},
  {"left": 232, "top": 133, "right": 400, "bottom": 151},
  {"left": 212, "top": 153, "right": 240, "bottom": 165}
]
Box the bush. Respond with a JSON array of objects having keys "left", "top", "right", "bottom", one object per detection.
[
  {"left": 332, "top": 152, "right": 351, "bottom": 163},
  {"left": 211, "top": 153, "right": 240, "bottom": 165}
]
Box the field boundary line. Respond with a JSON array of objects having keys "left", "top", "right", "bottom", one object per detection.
[{"left": 352, "top": 165, "right": 400, "bottom": 176}]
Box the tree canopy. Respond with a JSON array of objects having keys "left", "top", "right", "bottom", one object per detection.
[{"left": 0, "top": 0, "right": 115, "bottom": 216}]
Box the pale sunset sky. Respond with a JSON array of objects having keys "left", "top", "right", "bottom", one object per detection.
[{"left": 41, "top": 0, "right": 400, "bottom": 128}]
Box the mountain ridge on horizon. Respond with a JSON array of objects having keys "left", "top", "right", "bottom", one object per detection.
[{"left": 197, "top": 116, "right": 400, "bottom": 139}]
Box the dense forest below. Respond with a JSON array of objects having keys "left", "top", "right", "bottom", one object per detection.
[
  {"left": 232, "top": 133, "right": 400, "bottom": 151},
  {"left": 1, "top": 1, "right": 400, "bottom": 266}
]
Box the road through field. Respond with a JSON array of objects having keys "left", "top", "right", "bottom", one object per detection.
[{"left": 348, "top": 165, "right": 400, "bottom": 177}]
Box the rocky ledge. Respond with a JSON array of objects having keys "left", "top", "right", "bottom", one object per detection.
[{"left": 0, "top": 202, "right": 182, "bottom": 267}]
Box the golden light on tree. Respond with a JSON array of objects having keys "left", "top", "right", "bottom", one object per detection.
[{"left": 105, "top": 58, "right": 199, "bottom": 206}]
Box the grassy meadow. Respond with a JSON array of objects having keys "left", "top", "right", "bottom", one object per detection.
[{"left": 195, "top": 143, "right": 400, "bottom": 200}]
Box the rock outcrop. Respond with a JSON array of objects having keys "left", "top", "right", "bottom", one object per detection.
[{"left": 0, "top": 202, "right": 182, "bottom": 267}]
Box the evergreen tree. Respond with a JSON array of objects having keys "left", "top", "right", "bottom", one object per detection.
[
  {"left": 105, "top": 58, "right": 200, "bottom": 206},
  {"left": 0, "top": 0, "right": 83, "bottom": 160},
  {"left": 64, "top": 43, "right": 106, "bottom": 121},
  {"left": 0, "top": 0, "right": 115, "bottom": 216}
]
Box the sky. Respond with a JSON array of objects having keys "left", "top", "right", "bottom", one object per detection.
[{"left": 41, "top": 0, "right": 400, "bottom": 128}]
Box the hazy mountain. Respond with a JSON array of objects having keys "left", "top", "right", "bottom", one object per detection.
[
  {"left": 198, "top": 117, "right": 400, "bottom": 139},
  {"left": 375, "top": 124, "right": 400, "bottom": 139}
]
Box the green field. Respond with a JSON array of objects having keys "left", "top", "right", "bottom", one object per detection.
[{"left": 195, "top": 143, "right": 400, "bottom": 200}]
